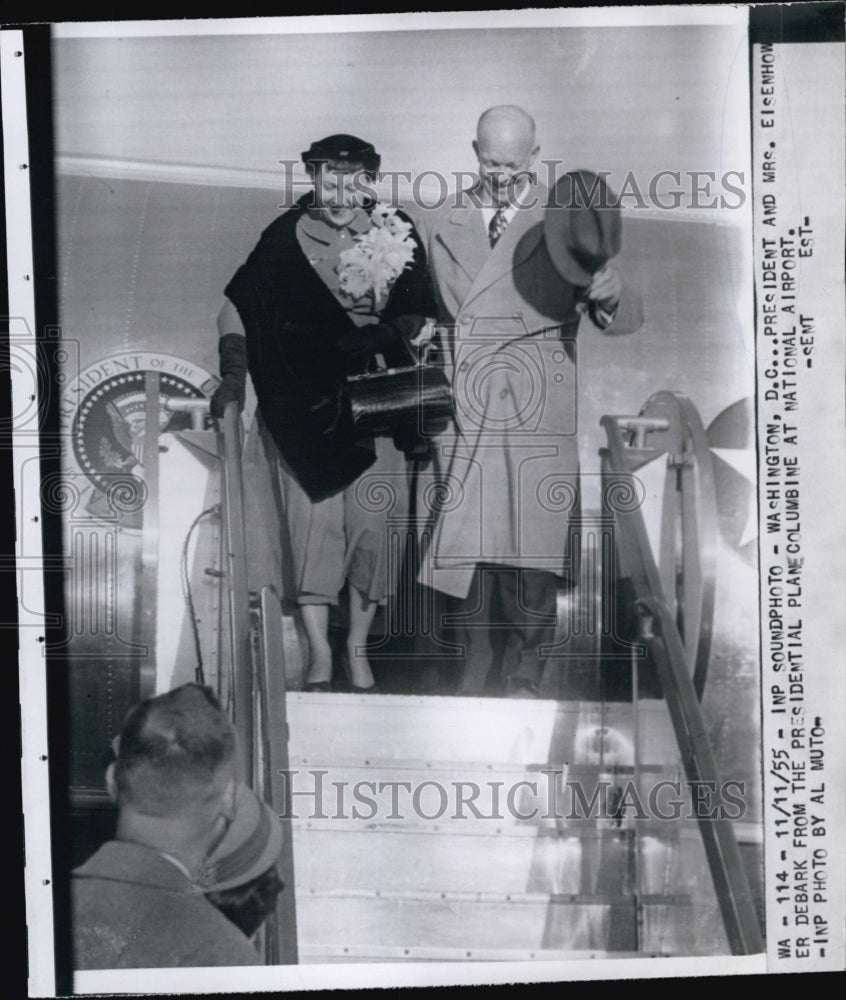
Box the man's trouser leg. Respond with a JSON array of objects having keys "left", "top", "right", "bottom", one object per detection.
[
  {"left": 498, "top": 567, "right": 559, "bottom": 694},
  {"left": 448, "top": 565, "right": 506, "bottom": 696}
]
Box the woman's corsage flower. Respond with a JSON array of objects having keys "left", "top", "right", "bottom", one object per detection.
[{"left": 337, "top": 204, "right": 416, "bottom": 303}]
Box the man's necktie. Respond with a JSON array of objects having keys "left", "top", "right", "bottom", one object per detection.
[{"left": 488, "top": 207, "right": 509, "bottom": 248}]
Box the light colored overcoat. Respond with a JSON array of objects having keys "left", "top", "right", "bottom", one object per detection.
[{"left": 417, "top": 184, "right": 644, "bottom": 598}]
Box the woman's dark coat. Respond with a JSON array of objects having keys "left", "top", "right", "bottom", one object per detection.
[{"left": 225, "top": 194, "right": 436, "bottom": 501}]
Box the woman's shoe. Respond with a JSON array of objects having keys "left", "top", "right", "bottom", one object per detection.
[
  {"left": 341, "top": 647, "right": 379, "bottom": 694},
  {"left": 303, "top": 680, "right": 331, "bottom": 692},
  {"left": 350, "top": 682, "right": 380, "bottom": 695}
]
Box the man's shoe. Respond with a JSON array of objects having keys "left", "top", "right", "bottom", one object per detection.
[{"left": 506, "top": 678, "right": 539, "bottom": 699}]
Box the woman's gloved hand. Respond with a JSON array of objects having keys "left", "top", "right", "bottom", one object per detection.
[
  {"left": 334, "top": 324, "right": 398, "bottom": 365},
  {"left": 334, "top": 315, "right": 428, "bottom": 370},
  {"left": 210, "top": 333, "right": 248, "bottom": 418}
]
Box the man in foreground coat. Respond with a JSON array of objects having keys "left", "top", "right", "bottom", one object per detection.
[
  {"left": 417, "top": 105, "right": 644, "bottom": 698},
  {"left": 71, "top": 684, "right": 262, "bottom": 969}
]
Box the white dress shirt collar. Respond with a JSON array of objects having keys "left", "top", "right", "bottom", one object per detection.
[{"left": 479, "top": 177, "right": 533, "bottom": 230}]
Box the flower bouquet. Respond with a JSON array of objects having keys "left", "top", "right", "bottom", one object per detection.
[{"left": 336, "top": 203, "right": 416, "bottom": 303}]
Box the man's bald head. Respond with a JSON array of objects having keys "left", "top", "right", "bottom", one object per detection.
[
  {"left": 473, "top": 105, "right": 539, "bottom": 206},
  {"left": 476, "top": 105, "right": 537, "bottom": 151}
]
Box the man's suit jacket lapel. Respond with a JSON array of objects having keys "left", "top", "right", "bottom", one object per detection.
[
  {"left": 462, "top": 197, "right": 546, "bottom": 308},
  {"left": 432, "top": 201, "right": 488, "bottom": 288},
  {"left": 433, "top": 185, "right": 549, "bottom": 313}
]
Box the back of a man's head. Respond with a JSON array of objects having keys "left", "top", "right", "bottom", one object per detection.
[{"left": 113, "top": 684, "right": 236, "bottom": 819}]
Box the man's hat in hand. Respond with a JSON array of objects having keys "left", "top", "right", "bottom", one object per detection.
[{"left": 544, "top": 170, "right": 622, "bottom": 286}]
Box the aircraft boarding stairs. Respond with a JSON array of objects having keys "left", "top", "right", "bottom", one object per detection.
[{"left": 218, "top": 391, "right": 763, "bottom": 964}]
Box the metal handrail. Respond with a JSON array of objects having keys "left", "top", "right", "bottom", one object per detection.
[
  {"left": 256, "top": 586, "right": 299, "bottom": 965},
  {"left": 220, "top": 401, "right": 253, "bottom": 782},
  {"left": 218, "top": 404, "right": 299, "bottom": 963},
  {"left": 632, "top": 594, "right": 763, "bottom": 954},
  {"left": 600, "top": 397, "right": 763, "bottom": 955}
]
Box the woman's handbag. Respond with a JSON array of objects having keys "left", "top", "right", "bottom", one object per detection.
[{"left": 346, "top": 339, "right": 454, "bottom": 440}]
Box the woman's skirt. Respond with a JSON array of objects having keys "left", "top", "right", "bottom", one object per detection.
[{"left": 242, "top": 412, "right": 410, "bottom": 605}]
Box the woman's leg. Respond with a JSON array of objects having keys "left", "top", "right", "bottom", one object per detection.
[
  {"left": 346, "top": 585, "right": 378, "bottom": 689},
  {"left": 343, "top": 436, "right": 410, "bottom": 690},
  {"left": 275, "top": 453, "right": 345, "bottom": 688},
  {"left": 301, "top": 602, "right": 333, "bottom": 685}
]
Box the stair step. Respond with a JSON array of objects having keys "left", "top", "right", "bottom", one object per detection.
[
  {"left": 285, "top": 694, "right": 677, "bottom": 767},
  {"left": 288, "top": 756, "right": 674, "bottom": 776},
  {"left": 295, "top": 893, "right": 727, "bottom": 954},
  {"left": 298, "top": 944, "right": 658, "bottom": 963},
  {"left": 281, "top": 763, "right": 693, "bottom": 833},
  {"left": 280, "top": 693, "right": 731, "bottom": 958},
  {"left": 291, "top": 817, "right": 703, "bottom": 838},
  {"left": 300, "top": 889, "right": 697, "bottom": 903},
  {"left": 291, "top": 825, "right": 713, "bottom": 895}
]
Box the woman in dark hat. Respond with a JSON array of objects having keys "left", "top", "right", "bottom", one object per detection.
[{"left": 211, "top": 134, "right": 436, "bottom": 693}]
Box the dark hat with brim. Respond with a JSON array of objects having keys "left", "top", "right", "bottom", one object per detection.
[
  {"left": 301, "top": 133, "right": 381, "bottom": 174},
  {"left": 544, "top": 171, "right": 622, "bottom": 286},
  {"left": 198, "top": 783, "right": 283, "bottom": 892}
]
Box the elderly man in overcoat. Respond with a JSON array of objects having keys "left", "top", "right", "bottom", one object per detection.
[{"left": 416, "top": 105, "right": 643, "bottom": 698}]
